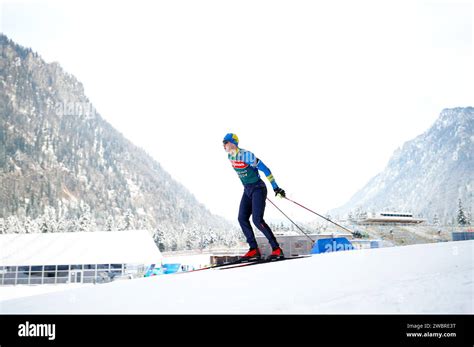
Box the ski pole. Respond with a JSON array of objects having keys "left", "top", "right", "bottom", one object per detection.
[
  {"left": 283, "top": 196, "right": 355, "bottom": 235},
  {"left": 266, "top": 198, "right": 315, "bottom": 243}
]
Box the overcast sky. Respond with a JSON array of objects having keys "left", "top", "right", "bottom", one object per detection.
[{"left": 1, "top": 0, "right": 473, "bottom": 223}]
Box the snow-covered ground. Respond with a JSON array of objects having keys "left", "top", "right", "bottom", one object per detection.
[
  {"left": 0, "top": 283, "right": 94, "bottom": 302},
  {"left": 1, "top": 240, "right": 472, "bottom": 314}
]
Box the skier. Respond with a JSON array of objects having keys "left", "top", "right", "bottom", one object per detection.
[{"left": 223, "top": 133, "right": 286, "bottom": 261}]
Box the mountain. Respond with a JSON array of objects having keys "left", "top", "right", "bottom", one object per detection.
[
  {"left": 0, "top": 34, "right": 239, "bottom": 249},
  {"left": 332, "top": 107, "right": 473, "bottom": 223}
]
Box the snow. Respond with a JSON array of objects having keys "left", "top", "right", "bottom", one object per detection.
[
  {"left": 0, "top": 283, "right": 94, "bottom": 302},
  {"left": 1, "top": 240, "right": 472, "bottom": 314},
  {"left": 0, "top": 230, "right": 161, "bottom": 266}
]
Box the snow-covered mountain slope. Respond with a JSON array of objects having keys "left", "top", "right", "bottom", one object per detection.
[
  {"left": 333, "top": 107, "right": 473, "bottom": 223},
  {"left": 0, "top": 34, "right": 237, "bottom": 248},
  {"left": 1, "top": 240, "right": 472, "bottom": 314}
]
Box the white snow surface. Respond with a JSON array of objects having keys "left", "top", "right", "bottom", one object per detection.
[
  {"left": 1, "top": 240, "right": 472, "bottom": 314},
  {"left": 0, "top": 230, "right": 161, "bottom": 266},
  {"left": 0, "top": 283, "right": 94, "bottom": 301}
]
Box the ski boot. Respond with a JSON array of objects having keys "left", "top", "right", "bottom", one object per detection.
[
  {"left": 268, "top": 247, "right": 285, "bottom": 261},
  {"left": 240, "top": 247, "right": 262, "bottom": 262}
]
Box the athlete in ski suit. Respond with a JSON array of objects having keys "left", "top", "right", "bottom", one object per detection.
[{"left": 223, "top": 133, "right": 285, "bottom": 260}]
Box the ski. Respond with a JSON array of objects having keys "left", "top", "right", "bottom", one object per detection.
[
  {"left": 171, "top": 255, "right": 309, "bottom": 275},
  {"left": 179, "top": 258, "right": 261, "bottom": 273},
  {"left": 218, "top": 255, "right": 309, "bottom": 270}
]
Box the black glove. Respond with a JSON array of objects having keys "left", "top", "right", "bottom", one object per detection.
[{"left": 274, "top": 187, "right": 286, "bottom": 198}]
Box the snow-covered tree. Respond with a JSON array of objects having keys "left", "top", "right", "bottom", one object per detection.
[
  {"left": 35, "top": 212, "right": 59, "bottom": 233},
  {"left": 43, "top": 206, "right": 59, "bottom": 232},
  {"left": 6, "top": 216, "right": 22, "bottom": 233},
  {"left": 457, "top": 199, "right": 468, "bottom": 226},
  {"left": 467, "top": 210, "right": 472, "bottom": 226},
  {"left": 105, "top": 215, "right": 115, "bottom": 231},
  {"left": 78, "top": 204, "right": 96, "bottom": 232},
  {"left": 197, "top": 227, "right": 218, "bottom": 250},
  {"left": 67, "top": 217, "right": 79, "bottom": 232},
  {"left": 0, "top": 218, "right": 6, "bottom": 234},
  {"left": 153, "top": 228, "right": 166, "bottom": 252},
  {"left": 185, "top": 227, "right": 199, "bottom": 250},
  {"left": 137, "top": 215, "right": 154, "bottom": 231},
  {"left": 56, "top": 217, "right": 70, "bottom": 233},
  {"left": 433, "top": 214, "right": 440, "bottom": 226},
  {"left": 123, "top": 209, "right": 136, "bottom": 230},
  {"left": 115, "top": 215, "right": 126, "bottom": 231},
  {"left": 24, "top": 217, "right": 40, "bottom": 233},
  {"left": 39, "top": 216, "right": 49, "bottom": 233},
  {"left": 169, "top": 234, "right": 178, "bottom": 251}
]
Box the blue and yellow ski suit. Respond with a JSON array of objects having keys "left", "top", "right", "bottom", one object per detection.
[{"left": 228, "top": 148, "right": 280, "bottom": 250}]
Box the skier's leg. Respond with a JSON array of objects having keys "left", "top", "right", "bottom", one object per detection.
[
  {"left": 238, "top": 190, "right": 258, "bottom": 249},
  {"left": 251, "top": 185, "right": 280, "bottom": 250}
]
